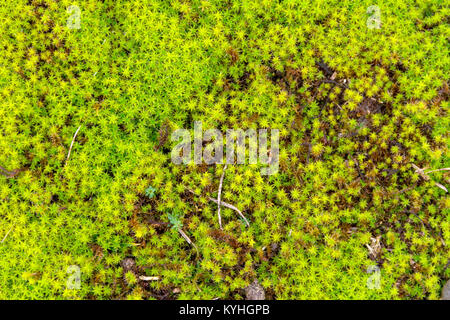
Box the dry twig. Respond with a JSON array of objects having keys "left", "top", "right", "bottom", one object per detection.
[
  {"left": 217, "top": 164, "right": 228, "bottom": 230},
  {"left": 1, "top": 226, "right": 13, "bottom": 243},
  {"left": 366, "top": 236, "right": 381, "bottom": 260},
  {"left": 178, "top": 228, "right": 199, "bottom": 254},
  {"left": 65, "top": 125, "right": 82, "bottom": 166},
  {"left": 186, "top": 188, "right": 250, "bottom": 227},
  {"left": 412, "top": 164, "right": 448, "bottom": 192},
  {"left": 208, "top": 197, "right": 250, "bottom": 227},
  {"left": 424, "top": 168, "right": 450, "bottom": 175},
  {"left": 139, "top": 276, "right": 159, "bottom": 281},
  {"left": 0, "top": 166, "right": 21, "bottom": 178}
]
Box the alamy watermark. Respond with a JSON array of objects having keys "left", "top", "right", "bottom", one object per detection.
[
  {"left": 67, "top": 5, "right": 81, "bottom": 30},
  {"left": 66, "top": 265, "right": 81, "bottom": 290},
  {"left": 171, "top": 121, "right": 279, "bottom": 175},
  {"left": 366, "top": 5, "right": 381, "bottom": 29},
  {"left": 366, "top": 265, "right": 381, "bottom": 289}
]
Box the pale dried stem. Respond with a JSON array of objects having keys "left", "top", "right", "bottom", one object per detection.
[
  {"left": 217, "top": 164, "right": 228, "bottom": 230},
  {"left": 178, "top": 228, "right": 199, "bottom": 254},
  {"left": 139, "top": 276, "right": 159, "bottom": 281},
  {"left": 65, "top": 125, "right": 82, "bottom": 166},
  {"left": 186, "top": 188, "right": 250, "bottom": 227},
  {"left": 412, "top": 164, "right": 448, "bottom": 193},
  {"left": 1, "top": 226, "right": 13, "bottom": 243}
]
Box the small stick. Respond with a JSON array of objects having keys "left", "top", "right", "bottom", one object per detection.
[
  {"left": 0, "top": 165, "right": 13, "bottom": 176},
  {"left": 208, "top": 197, "right": 250, "bottom": 227},
  {"left": 138, "top": 276, "right": 159, "bottom": 281},
  {"left": 412, "top": 164, "right": 448, "bottom": 192},
  {"left": 65, "top": 125, "right": 82, "bottom": 166},
  {"left": 1, "top": 226, "right": 13, "bottom": 243},
  {"left": 186, "top": 188, "right": 250, "bottom": 227},
  {"left": 424, "top": 168, "right": 450, "bottom": 174},
  {"left": 0, "top": 166, "right": 20, "bottom": 178},
  {"left": 412, "top": 164, "right": 429, "bottom": 180},
  {"left": 178, "top": 228, "right": 199, "bottom": 254},
  {"left": 434, "top": 182, "right": 448, "bottom": 193},
  {"left": 217, "top": 164, "right": 228, "bottom": 230}
]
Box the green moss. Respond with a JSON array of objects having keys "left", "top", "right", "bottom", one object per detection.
[{"left": 0, "top": 0, "right": 448, "bottom": 300}]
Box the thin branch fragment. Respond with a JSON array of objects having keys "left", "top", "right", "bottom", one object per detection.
[
  {"left": 412, "top": 163, "right": 430, "bottom": 180},
  {"left": 0, "top": 166, "right": 13, "bottom": 176},
  {"left": 139, "top": 276, "right": 159, "bottom": 281},
  {"left": 208, "top": 197, "right": 250, "bottom": 227},
  {"left": 0, "top": 166, "right": 21, "bottom": 178},
  {"left": 424, "top": 168, "right": 450, "bottom": 174},
  {"left": 178, "top": 228, "right": 199, "bottom": 254},
  {"left": 1, "top": 226, "right": 13, "bottom": 243},
  {"left": 217, "top": 164, "right": 228, "bottom": 230},
  {"left": 434, "top": 182, "right": 448, "bottom": 193},
  {"left": 65, "top": 125, "right": 82, "bottom": 166},
  {"left": 186, "top": 188, "right": 250, "bottom": 227},
  {"left": 412, "top": 164, "right": 448, "bottom": 192}
]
